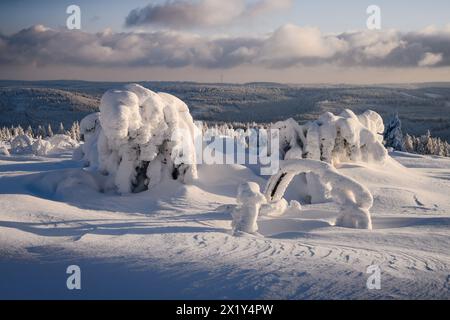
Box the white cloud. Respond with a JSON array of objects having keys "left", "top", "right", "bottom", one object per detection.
[
  {"left": 345, "top": 30, "right": 403, "bottom": 59},
  {"left": 1, "top": 24, "right": 449, "bottom": 70},
  {"left": 418, "top": 52, "right": 443, "bottom": 67},
  {"left": 259, "top": 25, "right": 348, "bottom": 66}
]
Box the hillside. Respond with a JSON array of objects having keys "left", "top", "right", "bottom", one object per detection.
[
  {"left": 0, "top": 81, "right": 449, "bottom": 141},
  {"left": 0, "top": 86, "right": 99, "bottom": 129}
]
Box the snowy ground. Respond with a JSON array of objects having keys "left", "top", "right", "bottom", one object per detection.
[{"left": 0, "top": 151, "right": 449, "bottom": 299}]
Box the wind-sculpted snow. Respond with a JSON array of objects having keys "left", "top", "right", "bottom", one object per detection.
[
  {"left": 273, "top": 109, "right": 387, "bottom": 165},
  {"left": 265, "top": 159, "right": 374, "bottom": 229},
  {"left": 82, "top": 84, "right": 198, "bottom": 194}
]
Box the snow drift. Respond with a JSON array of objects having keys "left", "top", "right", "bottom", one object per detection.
[{"left": 81, "top": 84, "right": 198, "bottom": 194}]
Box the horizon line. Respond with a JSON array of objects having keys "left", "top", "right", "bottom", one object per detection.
[{"left": 1, "top": 79, "right": 450, "bottom": 87}]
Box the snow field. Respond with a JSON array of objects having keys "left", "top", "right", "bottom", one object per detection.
[{"left": 0, "top": 85, "right": 449, "bottom": 299}]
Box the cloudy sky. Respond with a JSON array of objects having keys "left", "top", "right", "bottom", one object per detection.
[{"left": 0, "top": 0, "right": 450, "bottom": 83}]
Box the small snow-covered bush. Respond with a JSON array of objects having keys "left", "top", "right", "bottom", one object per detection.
[
  {"left": 9, "top": 133, "right": 78, "bottom": 156},
  {"left": 83, "top": 84, "right": 198, "bottom": 194},
  {"left": 272, "top": 110, "right": 387, "bottom": 165},
  {"left": 31, "top": 134, "right": 78, "bottom": 156},
  {"left": 47, "top": 134, "right": 78, "bottom": 152},
  {"left": 32, "top": 138, "right": 52, "bottom": 156},
  {"left": 231, "top": 182, "right": 267, "bottom": 234},
  {"left": 0, "top": 146, "right": 10, "bottom": 156},
  {"left": 77, "top": 112, "right": 101, "bottom": 166},
  {"left": 10, "top": 134, "right": 34, "bottom": 154},
  {"left": 80, "top": 112, "right": 101, "bottom": 141}
]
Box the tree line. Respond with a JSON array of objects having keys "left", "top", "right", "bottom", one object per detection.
[
  {"left": 0, "top": 122, "right": 81, "bottom": 142},
  {"left": 384, "top": 114, "right": 450, "bottom": 157}
]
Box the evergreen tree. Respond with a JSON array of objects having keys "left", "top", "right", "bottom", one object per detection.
[
  {"left": 37, "top": 125, "right": 47, "bottom": 138},
  {"left": 17, "top": 125, "right": 24, "bottom": 136},
  {"left": 69, "top": 122, "right": 81, "bottom": 141},
  {"left": 403, "top": 134, "right": 414, "bottom": 153},
  {"left": 25, "top": 126, "right": 34, "bottom": 138},
  {"left": 47, "top": 124, "right": 54, "bottom": 137},
  {"left": 384, "top": 113, "right": 404, "bottom": 151}
]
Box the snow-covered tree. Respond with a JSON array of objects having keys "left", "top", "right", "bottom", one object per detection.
[
  {"left": 271, "top": 109, "right": 387, "bottom": 166},
  {"left": 82, "top": 84, "right": 198, "bottom": 194},
  {"left": 264, "top": 159, "right": 373, "bottom": 229},
  {"left": 403, "top": 133, "right": 414, "bottom": 152},
  {"left": 69, "top": 122, "right": 80, "bottom": 141},
  {"left": 231, "top": 182, "right": 267, "bottom": 234},
  {"left": 37, "top": 125, "right": 47, "bottom": 138},
  {"left": 402, "top": 130, "right": 449, "bottom": 157},
  {"left": 14, "top": 125, "right": 24, "bottom": 137},
  {"left": 1, "top": 127, "right": 12, "bottom": 142},
  {"left": 25, "top": 125, "right": 34, "bottom": 138},
  {"left": 32, "top": 137, "right": 52, "bottom": 156},
  {"left": 384, "top": 113, "right": 404, "bottom": 151},
  {"left": 58, "top": 122, "right": 65, "bottom": 135},
  {"left": 47, "top": 124, "right": 54, "bottom": 137},
  {"left": 10, "top": 134, "right": 34, "bottom": 154},
  {"left": 0, "top": 146, "right": 9, "bottom": 156}
]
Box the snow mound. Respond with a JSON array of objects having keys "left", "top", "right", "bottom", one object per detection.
[
  {"left": 264, "top": 159, "right": 373, "bottom": 229},
  {"left": 83, "top": 84, "right": 198, "bottom": 194},
  {"left": 273, "top": 109, "right": 387, "bottom": 165},
  {"left": 259, "top": 198, "right": 302, "bottom": 217}
]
